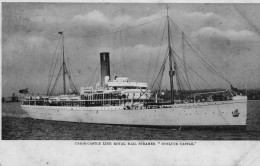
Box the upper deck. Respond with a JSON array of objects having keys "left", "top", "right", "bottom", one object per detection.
[{"left": 80, "top": 76, "right": 151, "bottom": 99}]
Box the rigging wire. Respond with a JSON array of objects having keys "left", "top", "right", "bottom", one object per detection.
[
  {"left": 81, "top": 60, "right": 99, "bottom": 85},
  {"left": 176, "top": 66, "right": 191, "bottom": 91},
  {"left": 151, "top": 19, "right": 167, "bottom": 85},
  {"left": 47, "top": 38, "right": 63, "bottom": 95},
  {"left": 112, "top": 32, "right": 117, "bottom": 78},
  {"left": 64, "top": 41, "right": 79, "bottom": 93},
  {"left": 169, "top": 18, "right": 231, "bottom": 84},
  {"left": 174, "top": 54, "right": 201, "bottom": 90},
  {"left": 47, "top": 37, "right": 61, "bottom": 94},
  {"left": 232, "top": 4, "right": 260, "bottom": 37},
  {"left": 49, "top": 65, "right": 63, "bottom": 95},
  {"left": 175, "top": 57, "right": 201, "bottom": 90},
  {"left": 173, "top": 49, "right": 184, "bottom": 92},
  {"left": 169, "top": 22, "right": 183, "bottom": 92},
  {"left": 65, "top": 16, "right": 166, "bottom": 39},
  {"left": 150, "top": 16, "right": 200, "bottom": 93},
  {"left": 47, "top": 16, "right": 166, "bottom": 94},
  {"left": 184, "top": 38, "right": 230, "bottom": 84},
  {"left": 151, "top": 47, "right": 169, "bottom": 91},
  {"left": 47, "top": 13, "right": 230, "bottom": 95},
  {"left": 181, "top": 32, "right": 191, "bottom": 90},
  {"left": 146, "top": 18, "right": 165, "bottom": 84},
  {"left": 47, "top": 38, "right": 61, "bottom": 85},
  {"left": 65, "top": 65, "right": 75, "bottom": 92},
  {"left": 146, "top": 53, "right": 152, "bottom": 84},
  {"left": 66, "top": 58, "right": 79, "bottom": 93},
  {"left": 94, "top": 67, "right": 101, "bottom": 87},
  {"left": 88, "top": 64, "right": 100, "bottom": 86},
  {"left": 110, "top": 62, "right": 125, "bottom": 76},
  {"left": 48, "top": 32, "right": 81, "bottom": 94},
  {"left": 173, "top": 51, "right": 214, "bottom": 89},
  {"left": 170, "top": 37, "right": 213, "bottom": 90},
  {"left": 119, "top": 30, "right": 127, "bottom": 76}
]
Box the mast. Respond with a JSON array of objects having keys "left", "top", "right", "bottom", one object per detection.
[
  {"left": 47, "top": 32, "right": 79, "bottom": 95},
  {"left": 59, "top": 31, "right": 66, "bottom": 94},
  {"left": 167, "top": 7, "right": 175, "bottom": 104}
]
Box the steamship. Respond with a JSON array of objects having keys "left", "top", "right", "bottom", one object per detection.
[{"left": 21, "top": 11, "right": 247, "bottom": 128}]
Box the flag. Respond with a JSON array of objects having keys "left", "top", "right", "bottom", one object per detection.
[{"left": 19, "top": 88, "right": 28, "bottom": 94}]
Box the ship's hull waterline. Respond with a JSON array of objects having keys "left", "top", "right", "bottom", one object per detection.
[{"left": 21, "top": 99, "right": 247, "bottom": 127}]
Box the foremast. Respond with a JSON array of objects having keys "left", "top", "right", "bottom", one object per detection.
[{"left": 47, "top": 32, "right": 78, "bottom": 95}]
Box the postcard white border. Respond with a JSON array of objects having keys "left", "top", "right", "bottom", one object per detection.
[{"left": 1, "top": 0, "right": 260, "bottom": 166}]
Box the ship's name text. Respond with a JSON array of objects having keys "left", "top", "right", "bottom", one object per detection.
[{"left": 75, "top": 141, "right": 196, "bottom": 146}]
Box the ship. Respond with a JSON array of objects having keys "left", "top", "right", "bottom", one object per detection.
[{"left": 20, "top": 9, "right": 247, "bottom": 129}]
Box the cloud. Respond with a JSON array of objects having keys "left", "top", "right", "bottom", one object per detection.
[
  {"left": 25, "top": 8, "right": 239, "bottom": 44},
  {"left": 194, "top": 27, "right": 260, "bottom": 41},
  {"left": 69, "top": 9, "right": 165, "bottom": 34},
  {"left": 168, "top": 10, "right": 225, "bottom": 32},
  {"left": 181, "top": 11, "right": 223, "bottom": 25},
  {"left": 2, "top": 34, "right": 56, "bottom": 93},
  {"left": 184, "top": 11, "right": 216, "bottom": 19},
  {"left": 2, "top": 3, "right": 260, "bottom": 96},
  {"left": 71, "top": 10, "right": 109, "bottom": 25}
]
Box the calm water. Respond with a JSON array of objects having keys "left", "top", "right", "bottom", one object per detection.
[{"left": 2, "top": 101, "right": 260, "bottom": 140}]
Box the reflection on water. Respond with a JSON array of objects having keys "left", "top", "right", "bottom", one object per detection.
[{"left": 2, "top": 101, "right": 260, "bottom": 140}]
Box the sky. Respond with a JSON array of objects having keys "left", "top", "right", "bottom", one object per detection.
[{"left": 2, "top": 3, "right": 260, "bottom": 96}]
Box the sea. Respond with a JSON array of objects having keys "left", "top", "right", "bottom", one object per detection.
[{"left": 2, "top": 101, "right": 260, "bottom": 140}]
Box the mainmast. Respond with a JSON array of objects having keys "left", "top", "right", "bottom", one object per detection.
[
  {"left": 59, "top": 31, "right": 66, "bottom": 94},
  {"left": 167, "top": 7, "right": 175, "bottom": 104}
]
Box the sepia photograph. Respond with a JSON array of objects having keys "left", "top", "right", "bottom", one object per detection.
[{"left": 2, "top": 2, "right": 260, "bottom": 140}]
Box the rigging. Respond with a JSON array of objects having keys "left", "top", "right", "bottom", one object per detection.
[
  {"left": 66, "top": 16, "right": 166, "bottom": 39},
  {"left": 47, "top": 32, "right": 79, "bottom": 95}
]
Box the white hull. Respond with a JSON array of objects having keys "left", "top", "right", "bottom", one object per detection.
[{"left": 21, "top": 99, "right": 247, "bottom": 127}]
